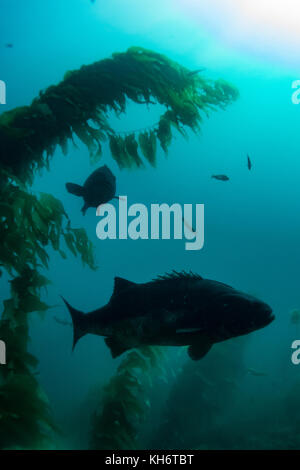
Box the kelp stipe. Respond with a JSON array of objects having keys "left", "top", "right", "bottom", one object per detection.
[
  {"left": 0, "top": 175, "right": 96, "bottom": 449},
  {"left": 89, "top": 347, "right": 165, "bottom": 450},
  {"left": 0, "top": 268, "right": 54, "bottom": 449}
]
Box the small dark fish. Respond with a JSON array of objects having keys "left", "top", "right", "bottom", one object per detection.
[
  {"left": 290, "top": 309, "right": 300, "bottom": 325},
  {"left": 54, "top": 316, "right": 72, "bottom": 327},
  {"left": 211, "top": 174, "right": 230, "bottom": 181},
  {"left": 66, "top": 165, "right": 117, "bottom": 215},
  {"left": 188, "top": 68, "right": 206, "bottom": 76},
  {"left": 62, "top": 271, "right": 274, "bottom": 361},
  {"left": 5, "top": 43, "right": 13, "bottom": 48},
  {"left": 247, "top": 154, "right": 252, "bottom": 170},
  {"left": 247, "top": 368, "right": 268, "bottom": 377}
]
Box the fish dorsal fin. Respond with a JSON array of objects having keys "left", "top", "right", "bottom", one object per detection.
[
  {"left": 154, "top": 270, "right": 203, "bottom": 283},
  {"left": 101, "top": 165, "right": 116, "bottom": 181},
  {"left": 113, "top": 277, "right": 136, "bottom": 296}
]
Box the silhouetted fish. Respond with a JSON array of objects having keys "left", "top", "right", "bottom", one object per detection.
[
  {"left": 188, "top": 68, "right": 206, "bottom": 76},
  {"left": 66, "top": 165, "right": 117, "bottom": 215},
  {"left": 5, "top": 43, "right": 13, "bottom": 48},
  {"left": 247, "top": 368, "right": 268, "bottom": 377},
  {"left": 62, "top": 271, "right": 274, "bottom": 361},
  {"left": 247, "top": 154, "right": 252, "bottom": 170},
  {"left": 54, "top": 316, "right": 72, "bottom": 327},
  {"left": 211, "top": 174, "right": 229, "bottom": 181},
  {"left": 290, "top": 309, "right": 300, "bottom": 325}
]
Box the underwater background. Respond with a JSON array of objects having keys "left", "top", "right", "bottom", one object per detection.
[{"left": 1, "top": 0, "right": 300, "bottom": 450}]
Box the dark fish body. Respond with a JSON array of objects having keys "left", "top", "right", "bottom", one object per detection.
[
  {"left": 247, "top": 154, "right": 252, "bottom": 170},
  {"left": 62, "top": 271, "right": 274, "bottom": 361},
  {"left": 211, "top": 174, "right": 229, "bottom": 181},
  {"left": 66, "top": 165, "right": 116, "bottom": 215}
]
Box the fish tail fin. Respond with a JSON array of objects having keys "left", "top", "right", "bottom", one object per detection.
[
  {"left": 61, "top": 297, "right": 87, "bottom": 350},
  {"left": 66, "top": 182, "right": 84, "bottom": 197}
]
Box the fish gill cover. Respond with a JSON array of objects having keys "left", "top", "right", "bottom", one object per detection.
[{"left": 0, "top": 47, "right": 238, "bottom": 449}]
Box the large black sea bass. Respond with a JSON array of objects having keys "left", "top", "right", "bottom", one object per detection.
[{"left": 62, "top": 271, "right": 274, "bottom": 360}]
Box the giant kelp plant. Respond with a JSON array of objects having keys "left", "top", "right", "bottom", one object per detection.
[
  {"left": 0, "top": 174, "right": 96, "bottom": 449},
  {"left": 0, "top": 47, "right": 238, "bottom": 449},
  {"left": 90, "top": 347, "right": 165, "bottom": 450},
  {"left": 151, "top": 338, "right": 247, "bottom": 450}
]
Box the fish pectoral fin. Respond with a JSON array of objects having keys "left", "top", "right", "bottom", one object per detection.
[
  {"left": 81, "top": 203, "right": 89, "bottom": 215},
  {"left": 188, "top": 337, "right": 212, "bottom": 361},
  {"left": 105, "top": 336, "right": 129, "bottom": 358},
  {"left": 66, "top": 182, "right": 84, "bottom": 197}
]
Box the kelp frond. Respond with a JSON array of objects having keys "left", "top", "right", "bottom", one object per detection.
[
  {"left": 0, "top": 47, "right": 238, "bottom": 180},
  {"left": 0, "top": 173, "right": 96, "bottom": 277}
]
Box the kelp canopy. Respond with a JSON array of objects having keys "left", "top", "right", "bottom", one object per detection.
[
  {"left": 0, "top": 47, "right": 238, "bottom": 449},
  {"left": 0, "top": 46, "right": 238, "bottom": 181}
]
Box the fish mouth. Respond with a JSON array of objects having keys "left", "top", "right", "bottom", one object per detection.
[
  {"left": 246, "top": 312, "right": 274, "bottom": 334},
  {"left": 266, "top": 312, "right": 275, "bottom": 325},
  {"left": 261, "top": 306, "right": 275, "bottom": 327},
  {"left": 249, "top": 304, "right": 275, "bottom": 330}
]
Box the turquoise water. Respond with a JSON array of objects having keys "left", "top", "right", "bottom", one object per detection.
[{"left": 1, "top": 0, "right": 300, "bottom": 449}]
